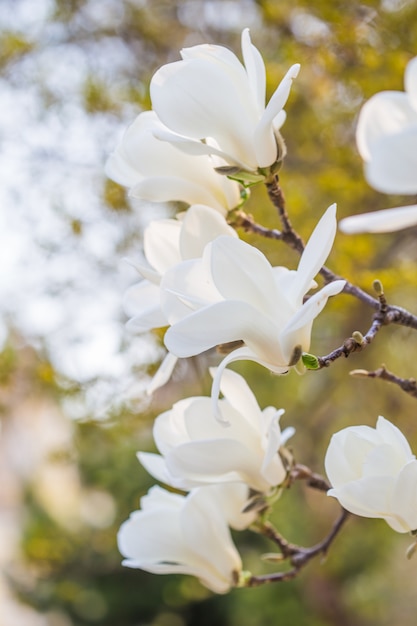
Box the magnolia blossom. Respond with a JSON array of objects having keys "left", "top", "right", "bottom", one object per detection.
[
  {"left": 325, "top": 416, "right": 417, "bottom": 533},
  {"left": 340, "top": 56, "right": 417, "bottom": 234},
  {"left": 139, "top": 368, "right": 294, "bottom": 494},
  {"left": 124, "top": 204, "right": 237, "bottom": 393},
  {"left": 106, "top": 111, "right": 241, "bottom": 214},
  {"left": 161, "top": 204, "right": 345, "bottom": 394},
  {"left": 124, "top": 204, "right": 237, "bottom": 333},
  {"left": 118, "top": 483, "right": 252, "bottom": 593},
  {"left": 150, "top": 28, "right": 300, "bottom": 172}
]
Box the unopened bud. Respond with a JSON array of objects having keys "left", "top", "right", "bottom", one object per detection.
[
  {"left": 373, "top": 279, "right": 384, "bottom": 296},
  {"left": 352, "top": 331, "right": 365, "bottom": 345}
]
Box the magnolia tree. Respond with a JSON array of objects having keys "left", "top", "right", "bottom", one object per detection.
[{"left": 106, "top": 30, "right": 417, "bottom": 594}]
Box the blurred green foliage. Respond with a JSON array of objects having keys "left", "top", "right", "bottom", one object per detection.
[{"left": 3, "top": 0, "right": 417, "bottom": 625}]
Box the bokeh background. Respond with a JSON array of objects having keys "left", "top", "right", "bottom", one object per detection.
[{"left": 2, "top": 0, "right": 417, "bottom": 624}]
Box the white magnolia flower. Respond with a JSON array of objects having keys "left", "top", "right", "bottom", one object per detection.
[
  {"left": 340, "top": 56, "right": 417, "bottom": 234},
  {"left": 139, "top": 368, "right": 294, "bottom": 494},
  {"left": 106, "top": 111, "right": 241, "bottom": 214},
  {"left": 124, "top": 204, "right": 237, "bottom": 334},
  {"left": 118, "top": 483, "right": 250, "bottom": 594},
  {"left": 325, "top": 416, "right": 417, "bottom": 533},
  {"left": 161, "top": 204, "right": 345, "bottom": 393},
  {"left": 150, "top": 28, "right": 300, "bottom": 172},
  {"left": 124, "top": 204, "right": 237, "bottom": 393}
]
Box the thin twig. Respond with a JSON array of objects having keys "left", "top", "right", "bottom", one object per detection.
[
  {"left": 317, "top": 314, "right": 384, "bottom": 368},
  {"left": 232, "top": 177, "right": 417, "bottom": 329},
  {"left": 247, "top": 509, "right": 350, "bottom": 587},
  {"left": 350, "top": 365, "right": 417, "bottom": 399}
]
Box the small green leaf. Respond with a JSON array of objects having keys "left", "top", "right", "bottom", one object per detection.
[{"left": 302, "top": 352, "right": 320, "bottom": 370}]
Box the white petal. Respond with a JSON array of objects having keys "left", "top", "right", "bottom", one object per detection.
[
  {"left": 241, "top": 28, "right": 266, "bottom": 113},
  {"left": 356, "top": 91, "right": 416, "bottom": 161},
  {"left": 144, "top": 219, "right": 182, "bottom": 273},
  {"left": 164, "top": 299, "right": 280, "bottom": 361},
  {"left": 376, "top": 415, "right": 414, "bottom": 461},
  {"left": 261, "top": 409, "right": 287, "bottom": 486},
  {"left": 208, "top": 237, "right": 278, "bottom": 317},
  {"left": 405, "top": 56, "right": 417, "bottom": 110},
  {"left": 293, "top": 204, "right": 337, "bottom": 303},
  {"left": 254, "top": 64, "right": 300, "bottom": 167},
  {"left": 153, "top": 127, "right": 247, "bottom": 171},
  {"left": 179, "top": 205, "right": 237, "bottom": 260},
  {"left": 147, "top": 352, "right": 178, "bottom": 394},
  {"left": 124, "top": 282, "right": 168, "bottom": 332},
  {"left": 137, "top": 452, "right": 174, "bottom": 486},
  {"left": 167, "top": 439, "right": 265, "bottom": 491},
  {"left": 151, "top": 57, "right": 257, "bottom": 168},
  {"left": 131, "top": 176, "right": 227, "bottom": 213},
  {"left": 213, "top": 367, "right": 263, "bottom": 430},
  {"left": 105, "top": 150, "right": 140, "bottom": 187},
  {"left": 391, "top": 461, "right": 417, "bottom": 532},
  {"left": 210, "top": 346, "right": 289, "bottom": 422},
  {"left": 339, "top": 204, "right": 417, "bottom": 234},
  {"left": 279, "top": 280, "right": 345, "bottom": 359},
  {"left": 182, "top": 488, "right": 242, "bottom": 588},
  {"left": 205, "top": 483, "right": 256, "bottom": 530},
  {"left": 327, "top": 475, "right": 394, "bottom": 518},
  {"left": 365, "top": 127, "right": 417, "bottom": 194}
]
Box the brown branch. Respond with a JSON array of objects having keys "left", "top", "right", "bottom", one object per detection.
[
  {"left": 289, "top": 463, "right": 331, "bottom": 492},
  {"left": 232, "top": 177, "right": 417, "bottom": 329},
  {"left": 350, "top": 365, "right": 417, "bottom": 399},
  {"left": 317, "top": 315, "right": 384, "bottom": 368},
  {"left": 265, "top": 173, "right": 305, "bottom": 253},
  {"left": 246, "top": 508, "right": 350, "bottom": 587}
]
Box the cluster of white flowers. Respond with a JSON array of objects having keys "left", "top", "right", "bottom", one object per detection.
[{"left": 107, "top": 30, "right": 417, "bottom": 594}]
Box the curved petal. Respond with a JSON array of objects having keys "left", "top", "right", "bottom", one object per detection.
[
  {"left": 153, "top": 127, "right": 247, "bottom": 171},
  {"left": 164, "top": 299, "right": 281, "bottom": 361},
  {"left": 205, "top": 483, "right": 256, "bottom": 530},
  {"left": 161, "top": 258, "right": 220, "bottom": 324},
  {"left": 166, "top": 439, "right": 267, "bottom": 491},
  {"left": 391, "top": 461, "right": 417, "bottom": 532},
  {"left": 293, "top": 204, "right": 337, "bottom": 303},
  {"left": 210, "top": 346, "right": 289, "bottom": 422},
  {"left": 118, "top": 506, "right": 191, "bottom": 564},
  {"left": 212, "top": 367, "right": 263, "bottom": 430},
  {"left": 131, "top": 176, "right": 227, "bottom": 213},
  {"left": 254, "top": 64, "right": 300, "bottom": 167},
  {"left": 124, "top": 282, "right": 168, "bottom": 332},
  {"left": 405, "top": 56, "right": 417, "bottom": 110},
  {"left": 105, "top": 150, "right": 141, "bottom": 187},
  {"left": 137, "top": 452, "right": 175, "bottom": 486},
  {"left": 356, "top": 91, "right": 417, "bottom": 160},
  {"left": 208, "top": 237, "right": 279, "bottom": 317},
  {"left": 339, "top": 204, "right": 417, "bottom": 234},
  {"left": 183, "top": 487, "right": 242, "bottom": 573},
  {"left": 279, "top": 280, "right": 345, "bottom": 359},
  {"left": 241, "top": 28, "right": 266, "bottom": 113},
  {"left": 261, "top": 409, "right": 287, "bottom": 486},
  {"left": 151, "top": 57, "right": 258, "bottom": 169},
  {"left": 376, "top": 415, "right": 414, "bottom": 461},
  {"left": 327, "top": 475, "right": 394, "bottom": 518},
  {"left": 179, "top": 205, "right": 237, "bottom": 260},
  {"left": 325, "top": 430, "right": 373, "bottom": 486},
  {"left": 144, "top": 219, "right": 182, "bottom": 273},
  {"left": 147, "top": 352, "right": 178, "bottom": 394},
  {"left": 365, "top": 127, "right": 417, "bottom": 194}
]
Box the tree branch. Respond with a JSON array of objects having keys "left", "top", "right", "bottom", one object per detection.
[
  {"left": 350, "top": 365, "right": 417, "bottom": 399},
  {"left": 246, "top": 508, "right": 350, "bottom": 587},
  {"left": 231, "top": 177, "right": 417, "bottom": 329}
]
